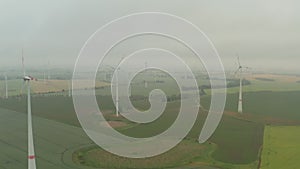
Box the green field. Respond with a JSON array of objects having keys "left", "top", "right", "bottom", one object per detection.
[
  {"left": 72, "top": 113, "right": 263, "bottom": 169},
  {"left": 260, "top": 126, "right": 300, "bottom": 169},
  {"left": 201, "top": 91, "right": 300, "bottom": 123},
  {"left": 210, "top": 117, "right": 263, "bottom": 164},
  {"left": 73, "top": 140, "right": 215, "bottom": 169}
]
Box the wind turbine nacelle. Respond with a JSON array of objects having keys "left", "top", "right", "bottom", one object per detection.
[{"left": 23, "top": 76, "right": 37, "bottom": 81}]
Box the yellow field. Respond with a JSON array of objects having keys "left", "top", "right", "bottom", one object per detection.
[
  {"left": 31, "top": 80, "right": 110, "bottom": 94},
  {"left": 260, "top": 126, "right": 300, "bottom": 169}
]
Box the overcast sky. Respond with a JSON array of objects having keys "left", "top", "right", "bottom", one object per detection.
[{"left": 0, "top": 0, "right": 299, "bottom": 73}]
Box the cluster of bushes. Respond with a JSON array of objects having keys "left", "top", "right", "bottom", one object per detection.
[
  {"left": 227, "top": 79, "right": 251, "bottom": 88},
  {"left": 199, "top": 79, "right": 251, "bottom": 90},
  {"left": 255, "top": 77, "right": 275, "bottom": 81}
]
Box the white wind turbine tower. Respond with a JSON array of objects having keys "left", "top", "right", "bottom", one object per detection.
[
  {"left": 4, "top": 73, "right": 8, "bottom": 99},
  {"left": 21, "top": 49, "right": 37, "bottom": 169},
  {"left": 234, "top": 55, "right": 249, "bottom": 113},
  {"left": 47, "top": 61, "right": 50, "bottom": 81},
  {"left": 115, "top": 67, "right": 120, "bottom": 117}
]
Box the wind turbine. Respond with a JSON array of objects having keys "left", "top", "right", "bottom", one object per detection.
[
  {"left": 234, "top": 55, "right": 249, "bottom": 113},
  {"left": 4, "top": 73, "right": 8, "bottom": 99},
  {"left": 21, "top": 49, "right": 37, "bottom": 169},
  {"left": 47, "top": 61, "right": 50, "bottom": 81},
  {"left": 43, "top": 72, "right": 46, "bottom": 84},
  {"left": 103, "top": 65, "right": 120, "bottom": 116}
]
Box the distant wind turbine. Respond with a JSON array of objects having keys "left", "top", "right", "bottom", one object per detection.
[
  {"left": 43, "top": 72, "right": 46, "bottom": 84},
  {"left": 4, "top": 73, "right": 8, "bottom": 99},
  {"left": 47, "top": 61, "right": 50, "bottom": 81}
]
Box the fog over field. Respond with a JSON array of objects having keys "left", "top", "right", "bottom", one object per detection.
[{"left": 0, "top": 0, "right": 299, "bottom": 73}]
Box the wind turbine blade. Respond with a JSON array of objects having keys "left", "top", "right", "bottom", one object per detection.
[
  {"left": 236, "top": 53, "right": 241, "bottom": 67},
  {"left": 20, "top": 81, "right": 26, "bottom": 96},
  {"left": 22, "top": 48, "right": 26, "bottom": 77},
  {"left": 234, "top": 68, "right": 240, "bottom": 76},
  {"left": 243, "top": 66, "right": 252, "bottom": 76}
]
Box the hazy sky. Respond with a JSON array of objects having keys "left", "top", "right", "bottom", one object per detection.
[{"left": 0, "top": 0, "right": 299, "bottom": 73}]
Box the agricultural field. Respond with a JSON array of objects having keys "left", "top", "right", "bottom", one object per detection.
[
  {"left": 260, "top": 126, "right": 300, "bottom": 169},
  {"left": 205, "top": 73, "right": 300, "bottom": 95},
  {"left": 0, "top": 79, "right": 110, "bottom": 97},
  {"left": 0, "top": 108, "right": 93, "bottom": 169},
  {"left": 0, "top": 93, "right": 263, "bottom": 169},
  {"left": 0, "top": 73, "right": 299, "bottom": 169},
  {"left": 201, "top": 91, "right": 300, "bottom": 123},
  {"left": 73, "top": 140, "right": 214, "bottom": 169},
  {"left": 71, "top": 106, "right": 263, "bottom": 169}
]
